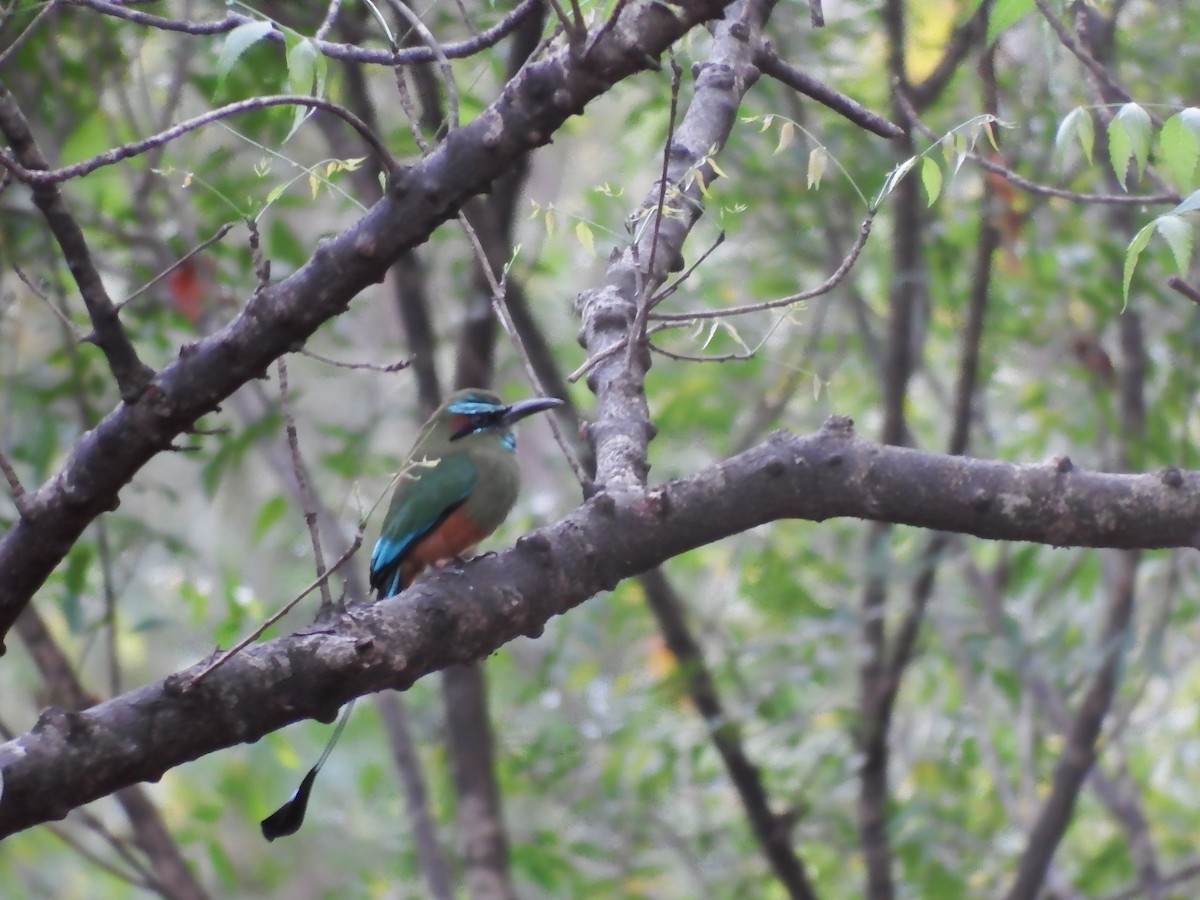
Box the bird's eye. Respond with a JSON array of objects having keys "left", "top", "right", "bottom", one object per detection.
[{"left": 449, "top": 410, "right": 505, "bottom": 442}]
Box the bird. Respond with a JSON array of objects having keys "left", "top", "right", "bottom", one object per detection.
[
  {"left": 369, "top": 388, "right": 563, "bottom": 599},
  {"left": 261, "top": 388, "right": 562, "bottom": 841}
]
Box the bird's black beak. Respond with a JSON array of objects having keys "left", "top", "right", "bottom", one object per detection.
[{"left": 500, "top": 396, "right": 563, "bottom": 426}]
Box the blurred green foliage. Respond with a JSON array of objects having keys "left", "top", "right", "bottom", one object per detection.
[{"left": 3, "top": 0, "right": 1200, "bottom": 898}]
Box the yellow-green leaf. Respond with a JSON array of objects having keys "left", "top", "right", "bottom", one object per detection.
[
  {"left": 807, "top": 145, "right": 828, "bottom": 189},
  {"left": 920, "top": 157, "right": 943, "bottom": 206},
  {"left": 575, "top": 221, "right": 595, "bottom": 257},
  {"left": 775, "top": 120, "right": 795, "bottom": 155}
]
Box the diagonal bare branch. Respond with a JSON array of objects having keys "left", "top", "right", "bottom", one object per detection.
[{"left": 0, "top": 0, "right": 736, "bottom": 652}]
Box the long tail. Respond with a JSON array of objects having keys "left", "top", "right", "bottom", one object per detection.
[{"left": 260, "top": 699, "right": 356, "bottom": 841}]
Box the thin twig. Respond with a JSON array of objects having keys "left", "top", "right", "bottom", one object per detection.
[
  {"left": 73, "top": 806, "right": 161, "bottom": 888},
  {"left": 651, "top": 212, "right": 874, "bottom": 321},
  {"left": 187, "top": 538, "right": 362, "bottom": 686},
  {"left": 45, "top": 819, "right": 157, "bottom": 891},
  {"left": 649, "top": 230, "right": 726, "bottom": 306},
  {"left": 0, "top": 0, "right": 60, "bottom": 70},
  {"left": 0, "top": 79, "right": 154, "bottom": 397},
  {"left": 95, "top": 521, "right": 121, "bottom": 696},
  {"left": 247, "top": 219, "right": 271, "bottom": 290},
  {"left": 543, "top": 0, "right": 579, "bottom": 39},
  {"left": 583, "top": 0, "right": 630, "bottom": 57},
  {"left": 895, "top": 89, "right": 1178, "bottom": 207},
  {"left": 624, "top": 53, "right": 684, "bottom": 372},
  {"left": 643, "top": 54, "right": 684, "bottom": 308},
  {"left": 969, "top": 145, "right": 1174, "bottom": 206},
  {"left": 69, "top": 0, "right": 543, "bottom": 68},
  {"left": 455, "top": 212, "right": 588, "bottom": 485},
  {"left": 315, "top": 0, "right": 343, "bottom": 41},
  {"left": 299, "top": 349, "right": 412, "bottom": 373},
  {"left": 0, "top": 448, "right": 26, "bottom": 508},
  {"left": 567, "top": 336, "right": 628, "bottom": 383},
  {"left": 382, "top": 0, "right": 460, "bottom": 132},
  {"left": 649, "top": 341, "right": 752, "bottom": 363},
  {"left": 567, "top": 323, "right": 674, "bottom": 384},
  {"left": 0, "top": 95, "right": 397, "bottom": 185},
  {"left": 393, "top": 63, "right": 433, "bottom": 154},
  {"left": 1168, "top": 276, "right": 1200, "bottom": 307},
  {"left": 1031, "top": 0, "right": 1137, "bottom": 111},
  {"left": 12, "top": 265, "right": 80, "bottom": 335},
  {"left": 566, "top": 0, "right": 585, "bottom": 35},
  {"left": 1102, "top": 859, "right": 1200, "bottom": 900},
  {"left": 116, "top": 221, "right": 237, "bottom": 313},
  {"left": 278, "top": 358, "right": 335, "bottom": 615}
]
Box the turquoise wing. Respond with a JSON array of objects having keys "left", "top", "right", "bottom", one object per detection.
[{"left": 369, "top": 454, "right": 477, "bottom": 598}]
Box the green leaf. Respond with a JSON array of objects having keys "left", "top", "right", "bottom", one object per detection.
[
  {"left": 60, "top": 542, "right": 95, "bottom": 633},
  {"left": 1108, "top": 102, "right": 1152, "bottom": 188},
  {"left": 1055, "top": 106, "right": 1095, "bottom": 166},
  {"left": 1122, "top": 220, "right": 1156, "bottom": 304},
  {"left": 1159, "top": 108, "right": 1200, "bottom": 189},
  {"left": 284, "top": 38, "right": 326, "bottom": 142},
  {"left": 215, "top": 20, "right": 274, "bottom": 98},
  {"left": 1154, "top": 214, "right": 1194, "bottom": 275},
  {"left": 205, "top": 838, "right": 238, "bottom": 889},
  {"left": 254, "top": 495, "right": 290, "bottom": 539},
  {"left": 264, "top": 181, "right": 289, "bottom": 206},
  {"left": 920, "top": 157, "right": 943, "bottom": 206},
  {"left": 987, "top": 0, "right": 1034, "bottom": 47}
]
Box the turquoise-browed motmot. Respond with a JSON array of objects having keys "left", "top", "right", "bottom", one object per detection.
[
  {"left": 369, "top": 388, "right": 563, "bottom": 599},
  {"left": 262, "top": 388, "right": 562, "bottom": 840}
]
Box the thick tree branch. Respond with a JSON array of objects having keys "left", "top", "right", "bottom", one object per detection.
[
  {"left": 577, "top": 0, "right": 769, "bottom": 490},
  {"left": 4, "top": 421, "right": 1200, "bottom": 835},
  {"left": 0, "top": 0, "right": 733, "bottom": 651}
]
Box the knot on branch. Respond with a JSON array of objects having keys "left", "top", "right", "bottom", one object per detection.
[{"left": 821, "top": 415, "right": 855, "bottom": 437}]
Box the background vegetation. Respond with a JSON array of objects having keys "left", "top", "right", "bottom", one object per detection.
[{"left": 2, "top": 0, "right": 1200, "bottom": 897}]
